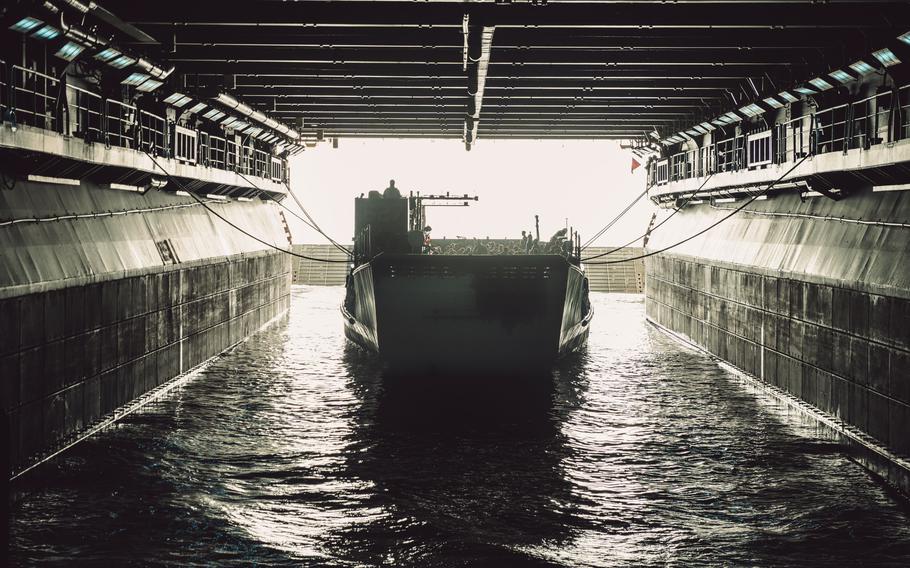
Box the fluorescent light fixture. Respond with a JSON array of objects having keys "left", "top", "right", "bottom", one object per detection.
[
  {"left": 691, "top": 126, "right": 707, "bottom": 134},
  {"left": 763, "top": 97, "right": 784, "bottom": 109},
  {"left": 135, "top": 78, "right": 163, "bottom": 92},
  {"left": 109, "top": 55, "right": 136, "bottom": 69},
  {"left": 221, "top": 117, "right": 239, "bottom": 128},
  {"left": 899, "top": 31, "right": 910, "bottom": 46},
  {"left": 686, "top": 129, "right": 701, "bottom": 136},
  {"left": 175, "top": 190, "right": 191, "bottom": 197},
  {"left": 872, "top": 183, "right": 910, "bottom": 193},
  {"left": 699, "top": 122, "right": 716, "bottom": 131},
  {"left": 206, "top": 193, "right": 228, "bottom": 201},
  {"left": 203, "top": 109, "right": 226, "bottom": 121},
  {"left": 778, "top": 91, "right": 799, "bottom": 103},
  {"left": 828, "top": 69, "right": 854, "bottom": 84},
  {"left": 849, "top": 60, "right": 876, "bottom": 76},
  {"left": 55, "top": 42, "right": 85, "bottom": 61},
  {"left": 808, "top": 77, "right": 834, "bottom": 91},
  {"left": 107, "top": 183, "right": 143, "bottom": 193},
  {"left": 794, "top": 86, "right": 816, "bottom": 95},
  {"left": 802, "top": 190, "right": 824, "bottom": 198},
  {"left": 32, "top": 25, "right": 60, "bottom": 40},
  {"left": 94, "top": 47, "right": 120, "bottom": 62},
  {"left": 754, "top": 195, "right": 768, "bottom": 201},
  {"left": 711, "top": 119, "right": 727, "bottom": 127},
  {"left": 689, "top": 199, "right": 704, "bottom": 205},
  {"left": 236, "top": 196, "right": 253, "bottom": 202},
  {"left": 739, "top": 104, "right": 764, "bottom": 117},
  {"left": 872, "top": 48, "right": 900, "bottom": 67},
  {"left": 122, "top": 72, "right": 150, "bottom": 86},
  {"left": 163, "top": 92, "right": 192, "bottom": 107},
  {"left": 10, "top": 17, "right": 42, "bottom": 33},
  {"left": 715, "top": 197, "right": 736, "bottom": 203},
  {"left": 723, "top": 112, "right": 741, "bottom": 123},
  {"left": 27, "top": 174, "right": 79, "bottom": 186},
  {"left": 188, "top": 102, "right": 207, "bottom": 114}
]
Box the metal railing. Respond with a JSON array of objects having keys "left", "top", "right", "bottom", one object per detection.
[
  {"left": 0, "top": 58, "right": 288, "bottom": 187},
  {"left": 650, "top": 84, "right": 910, "bottom": 188}
]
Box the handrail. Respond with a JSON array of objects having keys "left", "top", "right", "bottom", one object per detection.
[
  {"left": 0, "top": 58, "right": 288, "bottom": 191},
  {"left": 650, "top": 83, "right": 910, "bottom": 190}
]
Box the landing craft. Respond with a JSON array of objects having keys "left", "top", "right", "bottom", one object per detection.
[{"left": 342, "top": 182, "right": 593, "bottom": 374}]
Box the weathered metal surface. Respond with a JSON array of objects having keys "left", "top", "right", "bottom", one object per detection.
[
  {"left": 646, "top": 191, "right": 910, "bottom": 298},
  {"left": 0, "top": 177, "right": 288, "bottom": 295}
]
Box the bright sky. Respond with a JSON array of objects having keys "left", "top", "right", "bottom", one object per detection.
[{"left": 284, "top": 138, "right": 654, "bottom": 248}]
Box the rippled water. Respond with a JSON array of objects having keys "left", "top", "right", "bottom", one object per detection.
[{"left": 10, "top": 287, "right": 910, "bottom": 566}]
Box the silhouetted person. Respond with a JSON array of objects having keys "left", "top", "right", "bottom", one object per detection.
[{"left": 383, "top": 179, "right": 402, "bottom": 199}]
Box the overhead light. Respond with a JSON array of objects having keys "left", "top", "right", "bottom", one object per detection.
[
  {"left": 135, "top": 78, "right": 163, "bottom": 92},
  {"left": 899, "top": 31, "right": 910, "bottom": 46},
  {"left": 723, "top": 111, "right": 741, "bottom": 123},
  {"left": 739, "top": 104, "right": 764, "bottom": 117},
  {"left": 699, "top": 122, "right": 716, "bottom": 132},
  {"left": 691, "top": 125, "right": 707, "bottom": 134},
  {"left": 849, "top": 60, "right": 876, "bottom": 76},
  {"left": 206, "top": 194, "right": 228, "bottom": 201},
  {"left": 214, "top": 92, "right": 300, "bottom": 141},
  {"left": 711, "top": 119, "right": 727, "bottom": 127},
  {"left": 763, "top": 97, "right": 784, "bottom": 109},
  {"left": 122, "top": 72, "right": 150, "bottom": 86},
  {"left": 27, "top": 174, "right": 79, "bottom": 186},
  {"left": 55, "top": 42, "right": 85, "bottom": 61},
  {"left": 109, "top": 55, "right": 136, "bottom": 69},
  {"left": 794, "top": 86, "right": 816, "bottom": 95},
  {"left": 188, "top": 102, "right": 207, "bottom": 114},
  {"left": 808, "top": 77, "right": 834, "bottom": 91},
  {"left": 828, "top": 69, "right": 855, "bottom": 84},
  {"left": 10, "top": 17, "right": 43, "bottom": 33},
  {"left": 872, "top": 48, "right": 900, "bottom": 67},
  {"left": 686, "top": 129, "right": 701, "bottom": 136},
  {"left": 94, "top": 47, "right": 121, "bottom": 62},
  {"left": 163, "top": 92, "right": 192, "bottom": 107},
  {"left": 32, "top": 25, "right": 61, "bottom": 40},
  {"left": 107, "top": 182, "right": 146, "bottom": 193},
  {"left": 778, "top": 91, "right": 799, "bottom": 103},
  {"left": 203, "top": 109, "right": 225, "bottom": 121}
]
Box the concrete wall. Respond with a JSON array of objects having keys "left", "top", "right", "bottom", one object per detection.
[
  {"left": 1, "top": 253, "right": 289, "bottom": 474},
  {"left": 1, "top": 177, "right": 292, "bottom": 476},
  {"left": 644, "top": 189, "right": 909, "bottom": 493}
]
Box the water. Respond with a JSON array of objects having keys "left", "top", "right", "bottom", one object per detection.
[{"left": 9, "top": 287, "right": 910, "bottom": 566}]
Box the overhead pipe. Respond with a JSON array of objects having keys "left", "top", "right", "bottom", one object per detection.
[
  {"left": 57, "top": 11, "right": 174, "bottom": 81},
  {"left": 214, "top": 92, "right": 300, "bottom": 141}
]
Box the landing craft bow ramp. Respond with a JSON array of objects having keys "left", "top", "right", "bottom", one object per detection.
[{"left": 96, "top": 0, "right": 910, "bottom": 148}]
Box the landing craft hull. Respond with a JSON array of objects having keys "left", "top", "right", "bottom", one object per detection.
[{"left": 342, "top": 254, "right": 592, "bottom": 374}]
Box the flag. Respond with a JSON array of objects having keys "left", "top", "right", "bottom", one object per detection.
[{"left": 631, "top": 157, "right": 641, "bottom": 173}]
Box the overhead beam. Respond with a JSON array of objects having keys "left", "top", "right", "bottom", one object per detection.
[{"left": 105, "top": 1, "right": 907, "bottom": 28}]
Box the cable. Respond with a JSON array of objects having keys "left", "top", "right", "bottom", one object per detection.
[
  {"left": 0, "top": 200, "right": 213, "bottom": 227},
  {"left": 584, "top": 155, "right": 809, "bottom": 265},
  {"left": 580, "top": 173, "right": 715, "bottom": 262},
  {"left": 144, "top": 153, "right": 350, "bottom": 264},
  {"left": 281, "top": 179, "right": 353, "bottom": 256},
  {"left": 233, "top": 169, "right": 352, "bottom": 257},
  {"left": 580, "top": 185, "right": 650, "bottom": 250}
]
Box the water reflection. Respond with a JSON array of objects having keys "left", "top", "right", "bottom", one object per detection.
[
  {"left": 329, "top": 346, "right": 577, "bottom": 565},
  {"left": 9, "top": 287, "right": 910, "bottom": 567}
]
